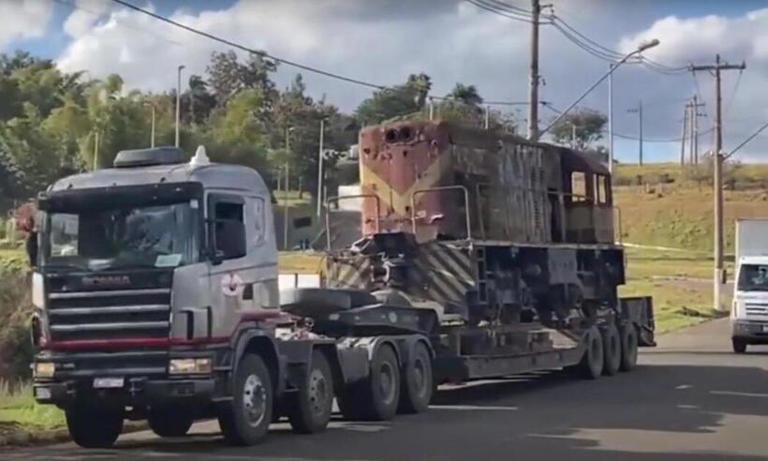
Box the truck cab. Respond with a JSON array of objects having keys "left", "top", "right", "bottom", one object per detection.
[
  {"left": 30, "top": 146, "right": 332, "bottom": 447},
  {"left": 731, "top": 255, "right": 768, "bottom": 352}
]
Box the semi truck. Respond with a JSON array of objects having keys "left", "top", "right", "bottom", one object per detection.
[
  {"left": 731, "top": 218, "right": 768, "bottom": 352},
  {"left": 30, "top": 120, "right": 654, "bottom": 449}
]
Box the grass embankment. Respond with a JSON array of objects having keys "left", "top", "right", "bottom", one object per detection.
[{"left": 0, "top": 382, "right": 66, "bottom": 439}]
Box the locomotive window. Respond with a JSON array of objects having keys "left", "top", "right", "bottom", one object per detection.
[
  {"left": 571, "top": 172, "right": 588, "bottom": 202},
  {"left": 595, "top": 174, "right": 608, "bottom": 204}
]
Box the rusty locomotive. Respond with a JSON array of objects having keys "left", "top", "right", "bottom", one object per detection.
[{"left": 327, "top": 120, "right": 633, "bottom": 334}]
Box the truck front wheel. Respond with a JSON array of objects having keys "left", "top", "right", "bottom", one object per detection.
[
  {"left": 218, "top": 354, "right": 273, "bottom": 445},
  {"left": 287, "top": 350, "right": 334, "bottom": 434},
  {"left": 148, "top": 406, "right": 193, "bottom": 437},
  {"left": 66, "top": 405, "right": 124, "bottom": 448}
]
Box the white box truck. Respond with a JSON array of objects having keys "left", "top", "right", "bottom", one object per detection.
[{"left": 731, "top": 218, "right": 768, "bottom": 352}]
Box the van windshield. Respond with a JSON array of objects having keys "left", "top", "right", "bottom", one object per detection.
[
  {"left": 737, "top": 264, "right": 768, "bottom": 292},
  {"left": 42, "top": 201, "right": 200, "bottom": 272}
]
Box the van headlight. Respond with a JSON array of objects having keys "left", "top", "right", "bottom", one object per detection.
[
  {"left": 34, "top": 362, "right": 55, "bottom": 379},
  {"left": 169, "top": 358, "right": 212, "bottom": 375}
]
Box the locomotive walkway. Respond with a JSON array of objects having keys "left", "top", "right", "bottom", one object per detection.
[{"left": 5, "top": 318, "right": 768, "bottom": 460}]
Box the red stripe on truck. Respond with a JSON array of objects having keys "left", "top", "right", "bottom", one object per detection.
[{"left": 43, "top": 310, "right": 287, "bottom": 351}]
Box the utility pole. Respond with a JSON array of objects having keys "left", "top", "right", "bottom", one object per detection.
[
  {"left": 688, "top": 99, "right": 695, "bottom": 164},
  {"left": 628, "top": 100, "right": 643, "bottom": 166},
  {"left": 527, "top": 0, "right": 541, "bottom": 140},
  {"left": 680, "top": 101, "right": 689, "bottom": 166},
  {"left": 283, "top": 127, "right": 294, "bottom": 250},
  {"left": 92, "top": 131, "right": 99, "bottom": 171},
  {"left": 175, "top": 65, "right": 185, "bottom": 148},
  {"left": 484, "top": 105, "right": 490, "bottom": 130},
  {"left": 144, "top": 102, "right": 156, "bottom": 148},
  {"left": 691, "top": 95, "right": 705, "bottom": 164},
  {"left": 316, "top": 118, "right": 325, "bottom": 218},
  {"left": 690, "top": 55, "right": 746, "bottom": 311},
  {"left": 608, "top": 63, "right": 614, "bottom": 173}
]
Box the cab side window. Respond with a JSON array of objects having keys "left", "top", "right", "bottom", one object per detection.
[{"left": 211, "top": 197, "right": 246, "bottom": 260}]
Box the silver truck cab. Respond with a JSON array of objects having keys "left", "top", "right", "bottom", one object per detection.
[{"left": 31, "top": 147, "right": 299, "bottom": 447}]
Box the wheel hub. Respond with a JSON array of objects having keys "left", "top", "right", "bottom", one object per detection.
[
  {"left": 379, "top": 362, "right": 396, "bottom": 404},
  {"left": 308, "top": 369, "right": 329, "bottom": 416},
  {"left": 243, "top": 374, "right": 267, "bottom": 427}
]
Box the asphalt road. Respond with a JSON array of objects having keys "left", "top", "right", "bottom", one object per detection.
[{"left": 5, "top": 318, "right": 768, "bottom": 461}]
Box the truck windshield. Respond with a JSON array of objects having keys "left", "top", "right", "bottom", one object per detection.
[
  {"left": 42, "top": 201, "right": 200, "bottom": 271},
  {"left": 737, "top": 264, "right": 768, "bottom": 292}
]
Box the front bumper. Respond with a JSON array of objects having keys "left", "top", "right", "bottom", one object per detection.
[
  {"left": 34, "top": 377, "right": 216, "bottom": 406},
  {"left": 33, "top": 348, "right": 225, "bottom": 407},
  {"left": 731, "top": 320, "right": 768, "bottom": 343}
]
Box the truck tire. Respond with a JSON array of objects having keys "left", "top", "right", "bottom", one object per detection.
[
  {"left": 398, "top": 342, "right": 433, "bottom": 414},
  {"left": 575, "top": 326, "right": 604, "bottom": 379},
  {"left": 339, "top": 345, "right": 400, "bottom": 421},
  {"left": 732, "top": 338, "right": 748, "bottom": 354},
  {"left": 602, "top": 323, "right": 622, "bottom": 376},
  {"left": 66, "top": 405, "right": 124, "bottom": 448},
  {"left": 287, "top": 350, "right": 334, "bottom": 434},
  {"left": 218, "top": 354, "right": 273, "bottom": 446},
  {"left": 148, "top": 407, "right": 193, "bottom": 437},
  {"left": 619, "top": 324, "right": 639, "bottom": 372}
]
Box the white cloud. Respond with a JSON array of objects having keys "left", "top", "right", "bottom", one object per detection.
[
  {"left": 63, "top": 0, "right": 110, "bottom": 37},
  {"left": 54, "top": 0, "right": 768, "bottom": 161},
  {"left": 0, "top": 0, "right": 54, "bottom": 49}
]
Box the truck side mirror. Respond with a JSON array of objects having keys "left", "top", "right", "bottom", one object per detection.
[{"left": 26, "top": 231, "right": 38, "bottom": 268}]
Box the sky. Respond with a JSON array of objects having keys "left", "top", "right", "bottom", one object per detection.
[{"left": 4, "top": 0, "right": 768, "bottom": 163}]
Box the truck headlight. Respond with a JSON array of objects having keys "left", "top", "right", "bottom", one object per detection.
[
  {"left": 169, "top": 358, "right": 212, "bottom": 375},
  {"left": 34, "top": 362, "right": 55, "bottom": 379}
]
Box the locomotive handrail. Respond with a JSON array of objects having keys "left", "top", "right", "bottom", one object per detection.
[
  {"left": 324, "top": 194, "right": 381, "bottom": 250},
  {"left": 410, "top": 186, "right": 472, "bottom": 240}
]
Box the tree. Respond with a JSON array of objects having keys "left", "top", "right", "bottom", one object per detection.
[
  {"left": 449, "top": 83, "right": 483, "bottom": 107},
  {"left": 186, "top": 74, "right": 215, "bottom": 125},
  {"left": 355, "top": 73, "right": 432, "bottom": 124},
  {"left": 206, "top": 50, "right": 278, "bottom": 107},
  {"left": 550, "top": 108, "right": 607, "bottom": 150}
]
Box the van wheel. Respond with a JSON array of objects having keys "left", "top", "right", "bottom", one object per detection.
[
  {"left": 732, "top": 338, "right": 748, "bottom": 354},
  {"left": 620, "top": 324, "right": 639, "bottom": 371},
  {"left": 602, "top": 323, "right": 622, "bottom": 376},
  {"left": 340, "top": 345, "right": 400, "bottom": 421},
  {"left": 66, "top": 405, "right": 124, "bottom": 448},
  {"left": 218, "top": 354, "right": 273, "bottom": 446},
  {"left": 574, "top": 326, "right": 604, "bottom": 379},
  {"left": 399, "top": 342, "right": 433, "bottom": 414},
  {"left": 288, "top": 350, "right": 334, "bottom": 434},
  {"left": 148, "top": 407, "right": 193, "bottom": 437}
]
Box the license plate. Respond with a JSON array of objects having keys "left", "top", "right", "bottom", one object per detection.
[
  {"left": 35, "top": 387, "right": 51, "bottom": 400},
  {"left": 763, "top": 325, "right": 768, "bottom": 333},
  {"left": 94, "top": 377, "right": 124, "bottom": 389}
]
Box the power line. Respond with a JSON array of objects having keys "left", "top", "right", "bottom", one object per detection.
[
  {"left": 464, "top": 0, "right": 541, "bottom": 23},
  {"left": 611, "top": 127, "right": 714, "bottom": 143},
  {"left": 724, "top": 69, "right": 744, "bottom": 116}
]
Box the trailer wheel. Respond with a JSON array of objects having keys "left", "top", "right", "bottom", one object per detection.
[
  {"left": 619, "top": 324, "right": 639, "bottom": 372},
  {"left": 66, "top": 405, "right": 124, "bottom": 448},
  {"left": 574, "top": 326, "right": 604, "bottom": 379},
  {"left": 218, "top": 354, "right": 273, "bottom": 446},
  {"left": 732, "top": 338, "right": 747, "bottom": 354},
  {"left": 602, "top": 323, "right": 621, "bottom": 376},
  {"left": 399, "top": 342, "right": 433, "bottom": 414},
  {"left": 287, "top": 350, "right": 334, "bottom": 434},
  {"left": 339, "top": 344, "right": 401, "bottom": 421},
  {"left": 148, "top": 407, "right": 193, "bottom": 437}
]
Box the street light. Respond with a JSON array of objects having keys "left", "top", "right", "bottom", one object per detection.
[
  {"left": 175, "top": 65, "right": 185, "bottom": 147},
  {"left": 283, "top": 126, "right": 295, "bottom": 250},
  {"left": 143, "top": 101, "right": 156, "bottom": 148},
  {"left": 540, "top": 39, "right": 660, "bottom": 138}
]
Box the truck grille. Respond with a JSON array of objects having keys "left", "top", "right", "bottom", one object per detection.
[
  {"left": 47, "top": 288, "right": 171, "bottom": 342},
  {"left": 745, "top": 302, "right": 768, "bottom": 318}
]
